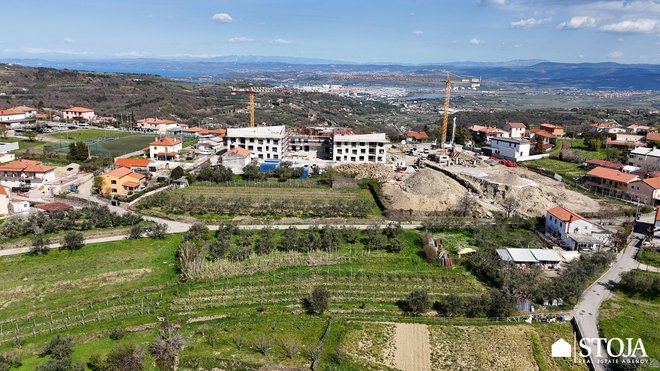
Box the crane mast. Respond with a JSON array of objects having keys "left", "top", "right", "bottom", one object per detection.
[{"left": 441, "top": 72, "right": 451, "bottom": 152}]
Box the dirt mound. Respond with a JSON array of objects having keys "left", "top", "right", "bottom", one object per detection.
[
  {"left": 452, "top": 166, "right": 602, "bottom": 218},
  {"left": 335, "top": 163, "right": 394, "bottom": 182},
  {"left": 382, "top": 169, "right": 498, "bottom": 217}
]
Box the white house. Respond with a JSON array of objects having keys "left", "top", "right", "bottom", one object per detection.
[
  {"left": 62, "top": 107, "right": 95, "bottom": 121},
  {"left": 0, "top": 142, "right": 19, "bottom": 164},
  {"left": 0, "top": 109, "right": 27, "bottom": 123},
  {"left": 148, "top": 137, "right": 183, "bottom": 160},
  {"left": 220, "top": 147, "right": 252, "bottom": 174},
  {"left": 484, "top": 137, "right": 531, "bottom": 162},
  {"left": 627, "top": 177, "right": 660, "bottom": 205},
  {"left": 0, "top": 185, "right": 9, "bottom": 216},
  {"left": 545, "top": 206, "right": 606, "bottom": 251},
  {"left": 226, "top": 125, "right": 288, "bottom": 160},
  {"left": 504, "top": 122, "right": 526, "bottom": 138},
  {"left": 332, "top": 133, "right": 388, "bottom": 163},
  {"left": 11, "top": 106, "right": 37, "bottom": 117},
  {"left": 135, "top": 118, "right": 180, "bottom": 134},
  {"left": 628, "top": 147, "right": 660, "bottom": 170},
  {"left": 0, "top": 159, "right": 56, "bottom": 188}
]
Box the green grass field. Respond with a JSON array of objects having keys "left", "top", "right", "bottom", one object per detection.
[
  {"left": 45, "top": 133, "right": 155, "bottom": 157},
  {"left": 525, "top": 158, "right": 588, "bottom": 180},
  {"left": 639, "top": 248, "right": 660, "bottom": 268},
  {"left": 0, "top": 229, "right": 487, "bottom": 369},
  {"left": 600, "top": 287, "right": 659, "bottom": 370},
  {"left": 47, "top": 129, "right": 134, "bottom": 142}
]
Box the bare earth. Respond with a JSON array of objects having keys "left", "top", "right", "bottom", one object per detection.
[{"left": 392, "top": 323, "right": 432, "bottom": 371}]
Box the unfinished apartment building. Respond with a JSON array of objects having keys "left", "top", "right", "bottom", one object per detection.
[
  {"left": 332, "top": 133, "right": 388, "bottom": 163},
  {"left": 225, "top": 125, "right": 289, "bottom": 160}
]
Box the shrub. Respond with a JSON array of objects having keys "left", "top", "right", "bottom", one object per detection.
[
  {"left": 61, "top": 231, "right": 85, "bottom": 251},
  {"left": 304, "top": 286, "right": 330, "bottom": 314},
  {"left": 148, "top": 223, "right": 168, "bottom": 239},
  {"left": 109, "top": 328, "right": 125, "bottom": 341},
  {"left": 0, "top": 353, "right": 22, "bottom": 370},
  {"left": 40, "top": 335, "right": 74, "bottom": 360},
  {"left": 31, "top": 231, "right": 50, "bottom": 255},
  {"left": 252, "top": 336, "right": 273, "bottom": 356},
  {"left": 402, "top": 289, "right": 430, "bottom": 316},
  {"left": 128, "top": 225, "right": 144, "bottom": 239},
  {"left": 280, "top": 339, "right": 301, "bottom": 359}
]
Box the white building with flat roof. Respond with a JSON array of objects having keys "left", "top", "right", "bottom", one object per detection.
[
  {"left": 226, "top": 125, "right": 288, "bottom": 160},
  {"left": 484, "top": 137, "right": 531, "bottom": 162},
  {"left": 332, "top": 133, "right": 388, "bottom": 163},
  {"left": 628, "top": 147, "right": 660, "bottom": 170}
]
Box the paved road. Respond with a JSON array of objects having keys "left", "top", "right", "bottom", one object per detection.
[{"left": 571, "top": 233, "right": 658, "bottom": 370}]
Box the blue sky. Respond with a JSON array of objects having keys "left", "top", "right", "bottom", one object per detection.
[{"left": 1, "top": 0, "right": 658, "bottom": 64}]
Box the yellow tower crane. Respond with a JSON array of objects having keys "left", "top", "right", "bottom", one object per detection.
[{"left": 231, "top": 87, "right": 256, "bottom": 128}]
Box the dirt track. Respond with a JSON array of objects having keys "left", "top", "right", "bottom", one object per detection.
[{"left": 392, "top": 323, "right": 431, "bottom": 371}]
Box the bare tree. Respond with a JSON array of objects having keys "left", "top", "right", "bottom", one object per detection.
[
  {"left": 149, "top": 322, "right": 184, "bottom": 371},
  {"left": 455, "top": 193, "right": 477, "bottom": 217},
  {"left": 501, "top": 195, "right": 520, "bottom": 218}
]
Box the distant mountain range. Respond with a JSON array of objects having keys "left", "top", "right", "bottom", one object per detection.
[{"left": 3, "top": 57, "right": 659, "bottom": 90}]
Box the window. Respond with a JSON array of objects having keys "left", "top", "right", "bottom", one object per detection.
[{"left": 111, "top": 180, "right": 117, "bottom": 184}]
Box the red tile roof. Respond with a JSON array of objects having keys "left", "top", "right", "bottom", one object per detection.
[
  {"left": 63, "top": 106, "right": 94, "bottom": 113},
  {"left": 36, "top": 202, "right": 73, "bottom": 212},
  {"left": 0, "top": 160, "right": 55, "bottom": 173},
  {"left": 0, "top": 109, "right": 20, "bottom": 116},
  {"left": 587, "top": 166, "right": 639, "bottom": 183},
  {"left": 586, "top": 159, "right": 622, "bottom": 169},
  {"left": 200, "top": 128, "right": 226, "bottom": 136},
  {"left": 138, "top": 118, "right": 177, "bottom": 125},
  {"left": 184, "top": 126, "right": 205, "bottom": 132},
  {"left": 647, "top": 133, "right": 660, "bottom": 142},
  {"left": 540, "top": 123, "right": 563, "bottom": 130},
  {"left": 123, "top": 181, "right": 140, "bottom": 188},
  {"left": 405, "top": 130, "right": 429, "bottom": 140},
  {"left": 548, "top": 206, "right": 586, "bottom": 222},
  {"left": 530, "top": 129, "right": 556, "bottom": 139},
  {"left": 0, "top": 185, "right": 7, "bottom": 196},
  {"left": 506, "top": 122, "right": 526, "bottom": 129},
  {"left": 642, "top": 177, "right": 660, "bottom": 190},
  {"left": 126, "top": 173, "right": 146, "bottom": 181},
  {"left": 106, "top": 167, "right": 134, "bottom": 178},
  {"left": 11, "top": 106, "right": 36, "bottom": 113},
  {"left": 150, "top": 137, "right": 182, "bottom": 146},
  {"left": 225, "top": 147, "right": 251, "bottom": 158},
  {"left": 115, "top": 158, "right": 151, "bottom": 168}
]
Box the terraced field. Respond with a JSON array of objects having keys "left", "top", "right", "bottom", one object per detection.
[
  {"left": 137, "top": 184, "right": 381, "bottom": 218},
  {"left": 0, "top": 230, "right": 487, "bottom": 369}
]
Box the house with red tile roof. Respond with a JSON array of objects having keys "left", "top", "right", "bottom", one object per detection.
[
  {"left": 529, "top": 129, "right": 556, "bottom": 143},
  {"left": 115, "top": 158, "right": 153, "bottom": 172},
  {"left": 404, "top": 130, "right": 429, "bottom": 142},
  {"left": 539, "top": 123, "right": 565, "bottom": 137},
  {"left": 504, "top": 122, "right": 526, "bottom": 138},
  {"left": 586, "top": 166, "right": 640, "bottom": 190},
  {"left": 148, "top": 137, "right": 183, "bottom": 160},
  {"left": 589, "top": 123, "right": 626, "bottom": 134},
  {"left": 10, "top": 106, "right": 37, "bottom": 117},
  {"left": 628, "top": 177, "right": 660, "bottom": 205},
  {"left": 0, "top": 159, "right": 56, "bottom": 188},
  {"left": 468, "top": 125, "right": 508, "bottom": 143},
  {"left": 221, "top": 147, "right": 252, "bottom": 174},
  {"left": 100, "top": 167, "right": 147, "bottom": 196},
  {"left": 627, "top": 124, "right": 655, "bottom": 134},
  {"left": 62, "top": 107, "right": 95, "bottom": 121},
  {"left": 135, "top": 118, "right": 179, "bottom": 134},
  {"left": 545, "top": 206, "right": 606, "bottom": 251}
]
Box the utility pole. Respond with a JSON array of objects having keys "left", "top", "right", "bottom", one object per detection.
[{"left": 451, "top": 117, "right": 457, "bottom": 147}]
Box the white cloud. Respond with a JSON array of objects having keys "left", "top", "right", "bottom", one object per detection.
[
  {"left": 115, "top": 51, "right": 150, "bottom": 57},
  {"left": 228, "top": 37, "right": 254, "bottom": 43},
  {"left": 413, "top": 30, "right": 424, "bottom": 35},
  {"left": 510, "top": 17, "right": 551, "bottom": 28},
  {"left": 607, "top": 50, "right": 624, "bottom": 58},
  {"left": 514, "top": 43, "right": 524, "bottom": 48},
  {"left": 160, "top": 53, "right": 223, "bottom": 59},
  {"left": 63, "top": 37, "right": 74, "bottom": 44},
  {"left": 478, "top": 0, "right": 506, "bottom": 7},
  {"left": 469, "top": 37, "right": 482, "bottom": 45},
  {"left": 211, "top": 13, "right": 233, "bottom": 23},
  {"left": 271, "top": 38, "right": 292, "bottom": 45},
  {"left": 600, "top": 19, "right": 658, "bottom": 33},
  {"left": 557, "top": 16, "right": 597, "bottom": 30}
]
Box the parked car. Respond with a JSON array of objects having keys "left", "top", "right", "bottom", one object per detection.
[{"left": 11, "top": 186, "right": 30, "bottom": 193}]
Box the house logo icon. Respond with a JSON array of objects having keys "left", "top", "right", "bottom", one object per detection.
[{"left": 552, "top": 338, "right": 572, "bottom": 358}]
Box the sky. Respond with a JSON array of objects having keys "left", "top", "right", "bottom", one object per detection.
[{"left": 1, "top": 0, "right": 658, "bottom": 64}]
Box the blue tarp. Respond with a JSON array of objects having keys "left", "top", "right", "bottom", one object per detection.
[{"left": 259, "top": 159, "right": 281, "bottom": 172}]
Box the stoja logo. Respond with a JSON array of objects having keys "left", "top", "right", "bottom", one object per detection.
[
  {"left": 578, "top": 337, "right": 647, "bottom": 359},
  {"left": 552, "top": 336, "right": 648, "bottom": 365}
]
